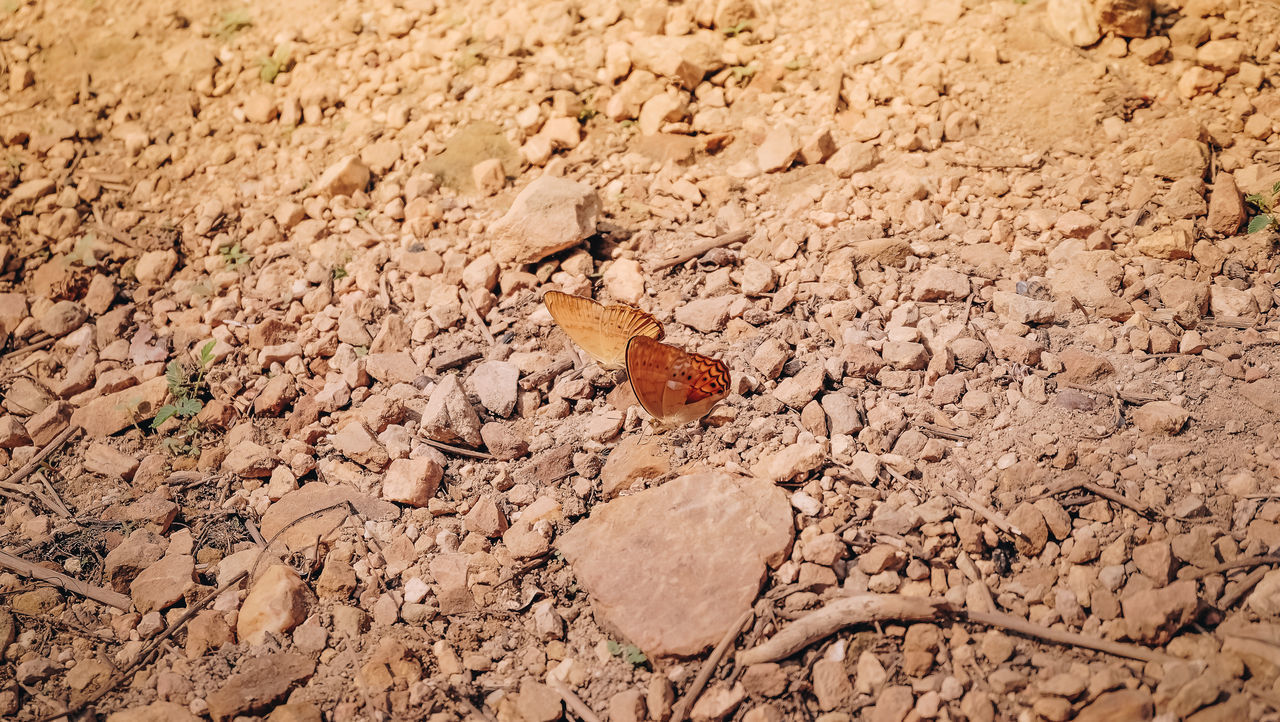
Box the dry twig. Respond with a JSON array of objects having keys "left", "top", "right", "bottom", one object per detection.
[
  {"left": 547, "top": 676, "right": 604, "bottom": 722},
  {"left": 650, "top": 229, "right": 751, "bottom": 271},
  {"left": 672, "top": 607, "right": 754, "bottom": 721},
  {"left": 520, "top": 357, "right": 575, "bottom": 390},
  {"left": 0, "top": 551, "right": 130, "bottom": 610},
  {"left": 422, "top": 438, "right": 495, "bottom": 460},
  {"left": 961, "top": 608, "right": 1174, "bottom": 664},
  {"left": 736, "top": 595, "right": 945, "bottom": 666}
]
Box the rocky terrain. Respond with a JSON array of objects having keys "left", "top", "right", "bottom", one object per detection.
[{"left": 3, "top": 0, "right": 1280, "bottom": 719}]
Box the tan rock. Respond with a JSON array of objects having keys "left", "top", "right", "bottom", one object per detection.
[
  {"left": 106, "top": 702, "right": 201, "bottom": 722},
  {"left": 131, "top": 554, "right": 195, "bottom": 614},
  {"left": 559, "top": 471, "right": 792, "bottom": 657},
  {"left": 260, "top": 483, "right": 398, "bottom": 553},
  {"left": 489, "top": 175, "right": 601, "bottom": 265},
  {"left": 599, "top": 436, "right": 670, "bottom": 498},
  {"left": 1132, "top": 401, "right": 1190, "bottom": 435},
  {"left": 72, "top": 376, "right": 169, "bottom": 438},
  {"left": 381, "top": 456, "right": 443, "bottom": 507},
  {"left": 205, "top": 652, "right": 315, "bottom": 721},
  {"left": 312, "top": 155, "right": 369, "bottom": 197},
  {"left": 84, "top": 443, "right": 139, "bottom": 479},
  {"left": 237, "top": 564, "right": 310, "bottom": 646}
]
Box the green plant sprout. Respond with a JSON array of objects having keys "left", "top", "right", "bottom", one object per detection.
[
  {"left": 219, "top": 242, "right": 250, "bottom": 270},
  {"left": 1245, "top": 181, "right": 1280, "bottom": 234},
  {"left": 152, "top": 340, "right": 216, "bottom": 455}
]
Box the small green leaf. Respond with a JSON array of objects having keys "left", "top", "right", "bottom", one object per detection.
[
  {"left": 165, "top": 360, "right": 186, "bottom": 395},
  {"left": 606, "top": 640, "right": 621, "bottom": 656},
  {"left": 622, "top": 644, "right": 647, "bottom": 666},
  {"left": 151, "top": 405, "right": 178, "bottom": 429},
  {"left": 1247, "top": 214, "right": 1274, "bottom": 234},
  {"left": 200, "top": 340, "right": 216, "bottom": 367},
  {"left": 174, "top": 397, "right": 203, "bottom": 417},
  {"left": 1271, "top": 180, "right": 1280, "bottom": 194},
  {"left": 1245, "top": 193, "right": 1269, "bottom": 210}
]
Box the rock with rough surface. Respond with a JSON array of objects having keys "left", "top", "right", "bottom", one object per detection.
[
  {"left": 205, "top": 652, "right": 315, "bottom": 721},
  {"left": 260, "top": 483, "right": 399, "bottom": 552},
  {"left": 420, "top": 374, "right": 484, "bottom": 447},
  {"left": 559, "top": 471, "right": 793, "bottom": 657},
  {"left": 490, "top": 175, "right": 601, "bottom": 264},
  {"left": 238, "top": 564, "right": 310, "bottom": 646},
  {"left": 130, "top": 554, "right": 195, "bottom": 614}
]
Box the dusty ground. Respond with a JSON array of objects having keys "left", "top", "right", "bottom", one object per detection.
[{"left": 4, "top": 0, "right": 1280, "bottom": 719}]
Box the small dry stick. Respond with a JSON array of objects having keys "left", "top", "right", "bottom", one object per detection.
[
  {"left": 462, "top": 292, "right": 496, "bottom": 346},
  {"left": 672, "top": 607, "right": 755, "bottom": 722},
  {"left": 1, "top": 335, "right": 56, "bottom": 360},
  {"left": 0, "top": 549, "right": 131, "bottom": 610},
  {"left": 1080, "top": 480, "right": 1156, "bottom": 517},
  {"left": 960, "top": 608, "right": 1175, "bottom": 664},
  {"left": 898, "top": 465, "right": 1025, "bottom": 541},
  {"left": 736, "top": 595, "right": 945, "bottom": 666},
  {"left": 2, "top": 424, "right": 81, "bottom": 488},
  {"left": 33, "top": 472, "right": 72, "bottom": 518},
  {"left": 1061, "top": 381, "right": 1160, "bottom": 406},
  {"left": 1186, "top": 554, "right": 1280, "bottom": 580},
  {"left": 547, "top": 675, "right": 604, "bottom": 722},
  {"left": 915, "top": 422, "right": 971, "bottom": 441},
  {"left": 1220, "top": 566, "right": 1270, "bottom": 610},
  {"left": 422, "top": 438, "right": 495, "bottom": 460},
  {"left": 520, "top": 357, "right": 576, "bottom": 390},
  {"left": 650, "top": 229, "right": 751, "bottom": 271},
  {"left": 244, "top": 517, "right": 267, "bottom": 547}
]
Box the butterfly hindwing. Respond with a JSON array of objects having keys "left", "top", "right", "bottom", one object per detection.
[{"left": 625, "top": 335, "right": 729, "bottom": 426}]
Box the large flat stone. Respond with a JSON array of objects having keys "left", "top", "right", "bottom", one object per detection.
[
  {"left": 71, "top": 376, "right": 170, "bottom": 438},
  {"left": 259, "top": 483, "right": 399, "bottom": 553},
  {"left": 206, "top": 652, "right": 315, "bottom": 721},
  {"left": 558, "top": 471, "right": 793, "bottom": 657}
]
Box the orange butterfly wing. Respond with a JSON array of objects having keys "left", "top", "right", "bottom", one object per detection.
[
  {"left": 625, "top": 336, "right": 730, "bottom": 426},
  {"left": 543, "top": 291, "right": 664, "bottom": 369}
]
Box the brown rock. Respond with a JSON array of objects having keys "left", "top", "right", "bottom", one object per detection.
[
  {"left": 489, "top": 175, "right": 601, "bottom": 265},
  {"left": 1096, "top": 0, "right": 1152, "bottom": 37},
  {"left": 72, "top": 376, "right": 169, "bottom": 438},
  {"left": 103, "top": 529, "right": 167, "bottom": 591},
  {"left": 1122, "top": 580, "right": 1198, "bottom": 644},
  {"left": 600, "top": 436, "right": 670, "bottom": 498},
  {"left": 1132, "top": 401, "right": 1190, "bottom": 435},
  {"left": 1008, "top": 503, "right": 1048, "bottom": 556},
  {"left": 1059, "top": 348, "right": 1114, "bottom": 384},
  {"left": 130, "top": 554, "right": 195, "bottom": 614},
  {"left": 237, "top": 564, "right": 310, "bottom": 645},
  {"left": 1074, "top": 689, "right": 1154, "bottom": 722},
  {"left": 330, "top": 421, "right": 389, "bottom": 470},
  {"left": 221, "top": 440, "right": 276, "bottom": 477},
  {"left": 420, "top": 374, "right": 483, "bottom": 447},
  {"left": 260, "top": 483, "right": 398, "bottom": 553},
  {"left": 558, "top": 471, "right": 792, "bottom": 657},
  {"left": 312, "top": 156, "right": 369, "bottom": 197},
  {"left": 1132, "top": 540, "right": 1175, "bottom": 584},
  {"left": 0, "top": 415, "right": 31, "bottom": 448},
  {"left": 812, "top": 658, "right": 853, "bottom": 710},
  {"left": 84, "top": 443, "right": 140, "bottom": 479},
  {"left": 480, "top": 422, "right": 528, "bottom": 460},
  {"left": 106, "top": 702, "right": 201, "bottom": 722},
  {"left": 1206, "top": 174, "right": 1246, "bottom": 236},
  {"left": 463, "top": 495, "right": 508, "bottom": 537},
  {"left": 381, "top": 456, "right": 442, "bottom": 507},
  {"left": 186, "top": 609, "right": 234, "bottom": 658},
  {"left": 205, "top": 652, "right": 315, "bottom": 721},
  {"left": 254, "top": 374, "right": 297, "bottom": 416}
]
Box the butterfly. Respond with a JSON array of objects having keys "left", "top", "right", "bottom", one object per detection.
[
  {"left": 625, "top": 335, "right": 730, "bottom": 427},
  {"left": 543, "top": 290, "right": 665, "bottom": 370}
]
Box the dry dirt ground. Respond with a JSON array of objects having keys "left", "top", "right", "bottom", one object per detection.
[{"left": 4, "top": 0, "right": 1280, "bottom": 719}]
